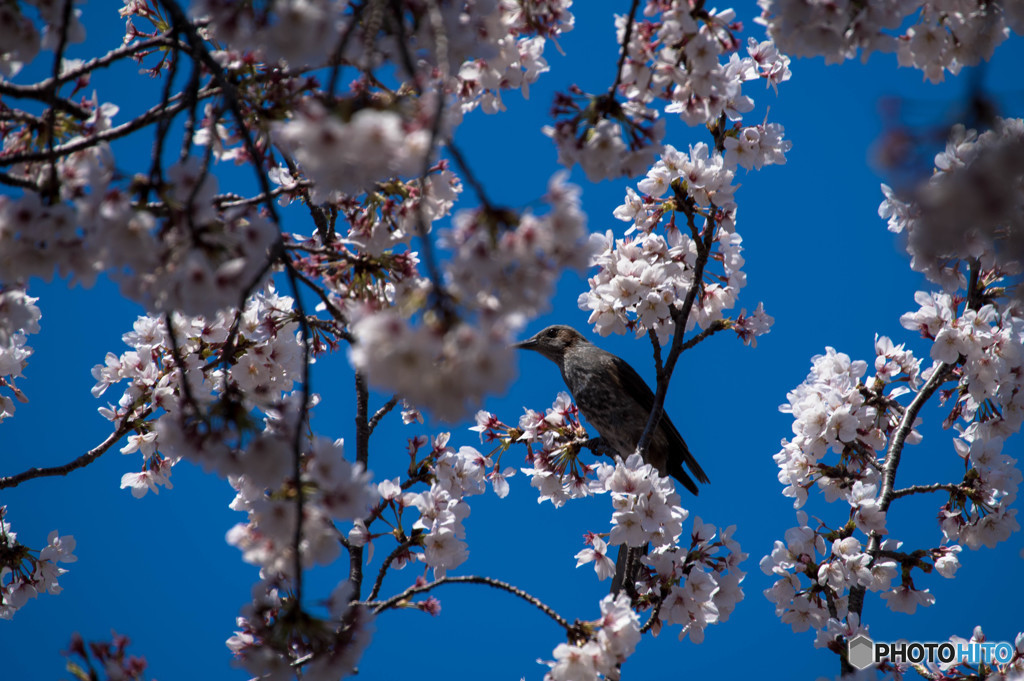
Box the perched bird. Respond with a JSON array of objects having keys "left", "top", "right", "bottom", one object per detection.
[{"left": 514, "top": 324, "right": 708, "bottom": 495}]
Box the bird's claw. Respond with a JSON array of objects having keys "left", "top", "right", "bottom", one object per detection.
[{"left": 581, "top": 436, "right": 615, "bottom": 458}]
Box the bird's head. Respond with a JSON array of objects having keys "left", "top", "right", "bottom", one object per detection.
[{"left": 514, "top": 325, "right": 588, "bottom": 363}]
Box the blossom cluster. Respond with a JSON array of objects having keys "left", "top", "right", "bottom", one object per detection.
[
  {"left": 765, "top": 341, "right": 961, "bottom": 635},
  {"left": 579, "top": 143, "right": 776, "bottom": 345},
  {"left": 758, "top": 0, "right": 1023, "bottom": 82},
  {"left": 541, "top": 593, "right": 640, "bottom": 681},
  {"left": 542, "top": 90, "right": 667, "bottom": 183},
  {"left": 190, "top": 0, "right": 517, "bottom": 75},
  {"left": 0, "top": 2, "right": 41, "bottom": 77},
  {"left": 0, "top": 507, "right": 77, "bottom": 620},
  {"left": 590, "top": 455, "right": 746, "bottom": 645},
  {"left": 124, "top": 159, "right": 279, "bottom": 318},
  {"left": 0, "top": 0, "right": 86, "bottom": 77},
  {"left": 476, "top": 396, "right": 745, "bottom": 648},
  {"left": 89, "top": 287, "right": 313, "bottom": 497},
  {"left": 272, "top": 104, "right": 432, "bottom": 202},
  {"left": 617, "top": 12, "right": 791, "bottom": 128},
  {"left": 190, "top": 0, "right": 352, "bottom": 68},
  {"left": 349, "top": 172, "right": 591, "bottom": 422},
  {"left": 226, "top": 435, "right": 375, "bottom": 577},
  {"left": 1, "top": 107, "right": 125, "bottom": 290},
  {"left": 474, "top": 392, "right": 594, "bottom": 507},
  {"left": 91, "top": 301, "right": 380, "bottom": 678},
  {"left": 284, "top": 164, "right": 458, "bottom": 308},
  {"left": 774, "top": 344, "right": 902, "bottom": 511},
  {"left": 0, "top": 289, "right": 40, "bottom": 423},
  {"left": 455, "top": 0, "right": 574, "bottom": 114},
  {"left": 880, "top": 118, "right": 1024, "bottom": 292},
  {"left": 348, "top": 434, "right": 513, "bottom": 581},
  {"left": 227, "top": 578, "right": 375, "bottom": 681},
  {"left": 442, "top": 171, "right": 591, "bottom": 318},
  {"left": 2, "top": 117, "right": 277, "bottom": 317},
  {"left": 349, "top": 312, "right": 517, "bottom": 424},
  {"left": 543, "top": 2, "right": 791, "bottom": 181},
  {"left": 766, "top": 121, "right": 1024, "bottom": 652},
  {"left": 61, "top": 631, "right": 150, "bottom": 681}
]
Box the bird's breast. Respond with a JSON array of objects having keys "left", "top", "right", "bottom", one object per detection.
[{"left": 561, "top": 358, "right": 649, "bottom": 457}]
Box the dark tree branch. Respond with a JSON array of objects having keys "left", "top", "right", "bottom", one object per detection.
[
  {"left": 368, "top": 396, "right": 400, "bottom": 435},
  {"left": 636, "top": 212, "right": 718, "bottom": 456},
  {"left": 368, "top": 575, "right": 570, "bottom": 630},
  {"left": 0, "top": 412, "right": 148, "bottom": 489},
  {"left": 610, "top": 0, "right": 642, "bottom": 95},
  {"left": 890, "top": 482, "right": 966, "bottom": 500},
  {"left": 350, "top": 371, "right": 371, "bottom": 600},
  {"left": 367, "top": 536, "right": 416, "bottom": 601},
  {"left": 0, "top": 85, "right": 222, "bottom": 167}
]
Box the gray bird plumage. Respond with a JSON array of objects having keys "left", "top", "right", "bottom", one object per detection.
[{"left": 514, "top": 324, "right": 708, "bottom": 495}]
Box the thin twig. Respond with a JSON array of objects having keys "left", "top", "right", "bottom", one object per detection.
[
  {"left": 890, "top": 482, "right": 965, "bottom": 501},
  {"left": 350, "top": 372, "right": 371, "bottom": 600},
  {"left": 368, "top": 575, "right": 570, "bottom": 630},
  {"left": 288, "top": 265, "right": 354, "bottom": 339},
  {"left": 367, "top": 536, "right": 416, "bottom": 601},
  {"left": 164, "top": 312, "right": 199, "bottom": 414},
  {"left": 0, "top": 413, "right": 147, "bottom": 489},
  {"left": 42, "top": 0, "right": 77, "bottom": 199},
  {"left": 639, "top": 593, "right": 663, "bottom": 634},
  {"left": 0, "top": 171, "right": 41, "bottom": 191},
  {"left": 446, "top": 141, "right": 496, "bottom": 214},
  {"left": 877, "top": 363, "right": 955, "bottom": 516},
  {"left": 850, "top": 361, "right": 953, "bottom": 620},
  {"left": 0, "top": 34, "right": 179, "bottom": 105},
  {"left": 280, "top": 258, "right": 314, "bottom": 609},
  {"left": 368, "top": 396, "right": 400, "bottom": 435},
  {"left": 326, "top": 0, "right": 369, "bottom": 96},
  {"left": 636, "top": 212, "right": 718, "bottom": 455},
  {"left": 610, "top": 0, "right": 642, "bottom": 95},
  {"left": 0, "top": 85, "right": 222, "bottom": 167}
]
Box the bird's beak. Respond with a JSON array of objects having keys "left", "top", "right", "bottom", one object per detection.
[{"left": 513, "top": 336, "right": 538, "bottom": 351}]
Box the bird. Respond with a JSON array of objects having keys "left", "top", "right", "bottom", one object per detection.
[{"left": 513, "top": 324, "right": 707, "bottom": 495}]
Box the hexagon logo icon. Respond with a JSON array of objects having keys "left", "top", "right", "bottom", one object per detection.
[{"left": 848, "top": 634, "right": 875, "bottom": 670}]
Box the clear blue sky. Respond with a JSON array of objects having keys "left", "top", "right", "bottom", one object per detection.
[{"left": 2, "top": 4, "right": 1023, "bottom": 680}]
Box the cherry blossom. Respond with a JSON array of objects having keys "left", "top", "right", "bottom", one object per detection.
[
  {"left": 758, "top": 0, "right": 1017, "bottom": 83},
  {"left": 0, "top": 508, "right": 77, "bottom": 620}
]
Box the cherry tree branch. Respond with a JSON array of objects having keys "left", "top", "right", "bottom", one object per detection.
[
  {"left": 446, "top": 141, "right": 498, "bottom": 214},
  {"left": 610, "top": 0, "right": 641, "bottom": 95},
  {"left": 367, "top": 575, "right": 570, "bottom": 631},
  {"left": 0, "top": 85, "right": 222, "bottom": 166},
  {"left": 848, "top": 360, "right": 954, "bottom": 623},
  {"left": 0, "top": 412, "right": 149, "bottom": 489},
  {"left": 878, "top": 363, "right": 956, "bottom": 515},
  {"left": 42, "top": 0, "right": 77, "bottom": 198},
  {"left": 368, "top": 396, "right": 400, "bottom": 435},
  {"left": 679, "top": 318, "right": 730, "bottom": 352},
  {"left": 367, "top": 536, "right": 416, "bottom": 602},
  {"left": 636, "top": 210, "right": 718, "bottom": 456},
  {"left": 349, "top": 372, "right": 371, "bottom": 600},
  {"left": 639, "top": 596, "right": 663, "bottom": 634},
  {"left": 890, "top": 482, "right": 967, "bottom": 500},
  {"left": 0, "top": 34, "right": 181, "bottom": 105}
]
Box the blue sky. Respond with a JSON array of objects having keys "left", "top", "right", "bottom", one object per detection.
[{"left": 2, "top": 3, "right": 1023, "bottom": 680}]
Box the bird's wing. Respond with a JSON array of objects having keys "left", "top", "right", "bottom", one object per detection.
[{"left": 610, "top": 354, "right": 710, "bottom": 489}]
